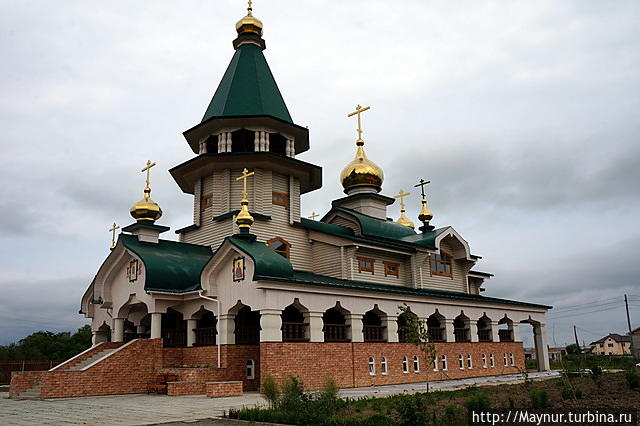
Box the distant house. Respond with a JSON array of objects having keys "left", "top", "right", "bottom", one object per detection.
[
  {"left": 631, "top": 327, "right": 640, "bottom": 359},
  {"left": 589, "top": 334, "right": 631, "bottom": 356},
  {"left": 524, "top": 347, "right": 565, "bottom": 362}
]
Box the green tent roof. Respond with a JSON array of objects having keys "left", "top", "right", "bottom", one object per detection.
[
  {"left": 255, "top": 270, "right": 551, "bottom": 309},
  {"left": 202, "top": 43, "right": 292, "bottom": 123},
  {"left": 121, "top": 234, "right": 213, "bottom": 293}
]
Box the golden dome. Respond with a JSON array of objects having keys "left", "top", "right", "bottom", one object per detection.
[
  {"left": 236, "top": 198, "right": 254, "bottom": 230},
  {"left": 397, "top": 209, "right": 415, "bottom": 229},
  {"left": 340, "top": 145, "right": 384, "bottom": 192},
  {"left": 235, "top": 4, "right": 263, "bottom": 36},
  {"left": 418, "top": 199, "right": 433, "bottom": 223},
  {"left": 130, "top": 187, "right": 163, "bottom": 222}
]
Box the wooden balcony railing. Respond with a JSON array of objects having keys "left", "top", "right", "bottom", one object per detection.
[
  {"left": 363, "top": 325, "right": 386, "bottom": 342},
  {"left": 428, "top": 327, "right": 445, "bottom": 342},
  {"left": 194, "top": 326, "right": 217, "bottom": 346},
  {"left": 235, "top": 325, "right": 260, "bottom": 345},
  {"left": 499, "top": 329, "right": 514, "bottom": 342},
  {"left": 478, "top": 329, "right": 492, "bottom": 342},
  {"left": 323, "top": 324, "right": 350, "bottom": 342},
  {"left": 282, "top": 322, "right": 308, "bottom": 342},
  {"left": 454, "top": 328, "right": 470, "bottom": 342},
  {"left": 162, "top": 329, "right": 187, "bottom": 347}
]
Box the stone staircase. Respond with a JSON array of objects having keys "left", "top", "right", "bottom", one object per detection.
[
  {"left": 66, "top": 347, "right": 120, "bottom": 371},
  {"left": 16, "top": 383, "right": 42, "bottom": 399}
]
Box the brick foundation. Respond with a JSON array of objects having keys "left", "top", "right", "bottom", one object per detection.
[
  {"left": 207, "top": 381, "right": 243, "bottom": 398},
  {"left": 260, "top": 342, "right": 525, "bottom": 390}
]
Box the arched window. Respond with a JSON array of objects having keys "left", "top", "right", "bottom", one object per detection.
[
  {"left": 482, "top": 353, "right": 487, "bottom": 368},
  {"left": 440, "top": 355, "right": 448, "bottom": 371},
  {"left": 509, "top": 352, "right": 514, "bottom": 366},
  {"left": 368, "top": 357, "right": 376, "bottom": 376},
  {"left": 413, "top": 355, "right": 420, "bottom": 372},
  {"left": 267, "top": 237, "right": 291, "bottom": 259},
  {"left": 467, "top": 354, "right": 473, "bottom": 369},
  {"left": 458, "top": 354, "right": 464, "bottom": 369},
  {"left": 402, "top": 356, "right": 409, "bottom": 373},
  {"left": 246, "top": 359, "right": 255, "bottom": 379},
  {"left": 503, "top": 352, "right": 508, "bottom": 366},
  {"left": 490, "top": 353, "right": 495, "bottom": 368},
  {"left": 380, "top": 357, "right": 388, "bottom": 375}
]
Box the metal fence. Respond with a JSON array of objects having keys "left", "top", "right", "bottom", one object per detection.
[{"left": 0, "top": 360, "right": 62, "bottom": 384}]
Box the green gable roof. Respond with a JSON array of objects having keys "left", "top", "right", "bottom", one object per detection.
[
  {"left": 227, "top": 235, "right": 293, "bottom": 279},
  {"left": 255, "top": 270, "right": 551, "bottom": 310},
  {"left": 202, "top": 43, "right": 292, "bottom": 123},
  {"left": 120, "top": 234, "right": 213, "bottom": 293}
]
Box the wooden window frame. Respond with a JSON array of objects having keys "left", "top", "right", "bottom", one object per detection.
[
  {"left": 200, "top": 193, "right": 213, "bottom": 212},
  {"left": 430, "top": 251, "right": 453, "bottom": 278},
  {"left": 357, "top": 257, "right": 375, "bottom": 274},
  {"left": 267, "top": 237, "right": 291, "bottom": 260},
  {"left": 271, "top": 191, "right": 289, "bottom": 208},
  {"left": 383, "top": 261, "right": 400, "bottom": 278}
]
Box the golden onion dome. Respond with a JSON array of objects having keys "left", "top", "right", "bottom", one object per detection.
[
  {"left": 397, "top": 209, "right": 415, "bottom": 229},
  {"left": 130, "top": 187, "right": 163, "bottom": 222},
  {"left": 235, "top": 5, "right": 263, "bottom": 36},
  {"left": 418, "top": 199, "right": 433, "bottom": 223},
  {"left": 340, "top": 145, "right": 384, "bottom": 192}
]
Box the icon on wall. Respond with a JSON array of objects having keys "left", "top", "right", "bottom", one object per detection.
[
  {"left": 126, "top": 259, "right": 143, "bottom": 283},
  {"left": 233, "top": 257, "right": 245, "bottom": 282}
]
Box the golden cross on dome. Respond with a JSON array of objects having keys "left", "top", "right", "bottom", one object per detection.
[
  {"left": 141, "top": 160, "right": 156, "bottom": 188},
  {"left": 108, "top": 222, "right": 120, "bottom": 250},
  {"left": 236, "top": 168, "right": 255, "bottom": 199},
  {"left": 347, "top": 104, "right": 371, "bottom": 144},
  {"left": 414, "top": 178, "right": 431, "bottom": 199},
  {"left": 308, "top": 211, "right": 319, "bottom": 220},
  {"left": 247, "top": 0, "right": 253, "bottom": 15},
  {"left": 393, "top": 189, "right": 411, "bottom": 210}
]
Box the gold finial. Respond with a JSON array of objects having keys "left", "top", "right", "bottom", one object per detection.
[
  {"left": 236, "top": 0, "right": 263, "bottom": 36},
  {"left": 308, "top": 212, "right": 319, "bottom": 220},
  {"left": 347, "top": 105, "right": 371, "bottom": 145},
  {"left": 108, "top": 222, "right": 120, "bottom": 250},
  {"left": 393, "top": 189, "right": 415, "bottom": 229},
  {"left": 130, "top": 160, "right": 162, "bottom": 222},
  {"left": 414, "top": 178, "right": 434, "bottom": 229},
  {"left": 235, "top": 168, "right": 255, "bottom": 231},
  {"left": 247, "top": 0, "right": 253, "bottom": 15}
]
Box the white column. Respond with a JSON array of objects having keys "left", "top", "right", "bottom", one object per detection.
[
  {"left": 254, "top": 131, "right": 260, "bottom": 151},
  {"left": 150, "top": 313, "right": 162, "bottom": 339},
  {"left": 199, "top": 140, "right": 206, "bottom": 154},
  {"left": 187, "top": 319, "right": 197, "bottom": 347},
  {"left": 385, "top": 315, "right": 399, "bottom": 343},
  {"left": 217, "top": 314, "right": 235, "bottom": 345},
  {"left": 534, "top": 324, "right": 550, "bottom": 371},
  {"left": 260, "top": 309, "right": 283, "bottom": 342},
  {"left": 469, "top": 321, "right": 479, "bottom": 343},
  {"left": 510, "top": 323, "right": 521, "bottom": 342},
  {"left": 113, "top": 318, "right": 125, "bottom": 343},
  {"left": 259, "top": 131, "right": 266, "bottom": 151},
  {"left": 347, "top": 314, "right": 364, "bottom": 342},
  {"left": 92, "top": 331, "right": 107, "bottom": 346},
  {"left": 225, "top": 132, "right": 232, "bottom": 152},
  {"left": 444, "top": 319, "right": 455, "bottom": 343},
  {"left": 305, "top": 311, "right": 324, "bottom": 342},
  {"left": 490, "top": 321, "right": 500, "bottom": 342},
  {"left": 264, "top": 132, "right": 270, "bottom": 151},
  {"left": 218, "top": 133, "right": 224, "bottom": 153}
]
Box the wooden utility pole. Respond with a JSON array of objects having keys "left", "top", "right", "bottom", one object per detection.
[
  {"left": 574, "top": 325, "right": 581, "bottom": 353},
  {"left": 625, "top": 294, "right": 635, "bottom": 358}
]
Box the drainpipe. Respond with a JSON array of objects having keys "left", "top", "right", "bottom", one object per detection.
[{"left": 197, "top": 291, "right": 221, "bottom": 369}]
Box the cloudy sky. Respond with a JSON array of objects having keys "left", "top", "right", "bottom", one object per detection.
[{"left": 1, "top": 0, "right": 639, "bottom": 348}]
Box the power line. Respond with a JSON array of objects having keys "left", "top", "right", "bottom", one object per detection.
[
  {"left": 550, "top": 300, "right": 622, "bottom": 313},
  {"left": 551, "top": 297, "right": 621, "bottom": 311},
  {"left": 547, "top": 305, "right": 625, "bottom": 321}
]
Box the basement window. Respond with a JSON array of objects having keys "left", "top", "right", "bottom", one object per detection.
[
  {"left": 509, "top": 352, "right": 514, "bottom": 366},
  {"left": 441, "top": 355, "right": 448, "bottom": 371},
  {"left": 430, "top": 252, "right": 452, "bottom": 277},
  {"left": 381, "top": 357, "right": 388, "bottom": 375},
  {"left": 402, "top": 356, "right": 409, "bottom": 373},
  {"left": 368, "top": 357, "right": 376, "bottom": 376},
  {"left": 490, "top": 353, "right": 495, "bottom": 368},
  {"left": 413, "top": 356, "right": 420, "bottom": 373},
  {"left": 482, "top": 353, "right": 487, "bottom": 368},
  {"left": 246, "top": 359, "right": 255, "bottom": 379},
  {"left": 458, "top": 354, "right": 464, "bottom": 369},
  {"left": 467, "top": 354, "right": 473, "bottom": 369}
]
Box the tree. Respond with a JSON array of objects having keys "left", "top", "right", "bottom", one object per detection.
[
  {"left": 397, "top": 304, "right": 436, "bottom": 371},
  {"left": 565, "top": 343, "right": 581, "bottom": 355},
  {"left": 0, "top": 325, "right": 92, "bottom": 361}
]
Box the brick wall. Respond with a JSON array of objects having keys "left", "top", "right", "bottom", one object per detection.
[
  {"left": 53, "top": 342, "right": 122, "bottom": 371},
  {"left": 261, "top": 342, "right": 525, "bottom": 390},
  {"left": 9, "top": 371, "right": 46, "bottom": 398},
  {"left": 207, "top": 381, "right": 243, "bottom": 398},
  {"left": 167, "top": 381, "right": 203, "bottom": 396}
]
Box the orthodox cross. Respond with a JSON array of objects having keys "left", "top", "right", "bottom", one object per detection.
[
  {"left": 236, "top": 168, "right": 255, "bottom": 199},
  {"left": 108, "top": 222, "right": 120, "bottom": 250},
  {"left": 308, "top": 212, "right": 319, "bottom": 220},
  {"left": 414, "top": 178, "right": 431, "bottom": 199},
  {"left": 247, "top": 0, "right": 253, "bottom": 15},
  {"left": 347, "top": 104, "right": 371, "bottom": 143},
  {"left": 393, "top": 189, "right": 411, "bottom": 210},
  {"left": 141, "top": 160, "right": 156, "bottom": 188}
]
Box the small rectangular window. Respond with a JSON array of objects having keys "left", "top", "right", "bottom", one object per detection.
[
  {"left": 383, "top": 261, "right": 400, "bottom": 278},
  {"left": 430, "top": 252, "right": 452, "bottom": 277},
  {"left": 357, "top": 257, "right": 375, "bottom": 274},
  {"left": 201, "top": 193, "right": 213, "bottom": 211},
  {"left": 272, "top": 191, "right": 289, "bottom": 208}
]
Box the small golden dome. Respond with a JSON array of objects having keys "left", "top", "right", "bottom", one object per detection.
[
  {"left": 235, "top": 4, "right": 263, "bottom": 36},
  {"left": 340, "top": 145, "right": 384, "bottom": 192},
  {"left": 418, "top": 199, "right": 433, "bottom": 223},
  {"left": 130, "top": 187, "right": 163, "bottom": 222},
  {"left": 397, "top": 209, "right": 415, "bottom": 229},
  {"left": 236, "top": 198, "right": 254, "bottom": 229}
]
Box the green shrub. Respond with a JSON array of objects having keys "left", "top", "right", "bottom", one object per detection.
[
  {"left": 360, "top": 414, "right": 395, "bottom": 426},
  {"left": 394, "top": 394, "right": 429, "bottom": 426},
  {"left": 625, "top": 370, "right": 639, "bottom": 389},
  {"left": 277, "top": 376, "right": 307, "bottom": 412},
  {"left": 529, "top": 389, "right": 549, "bottom": 408},
  {"left": 464, "top": 391, "right": 491, "bottom": 413},
  {"left": 261, "top": 374, "right": 279, "bottom": 409}
]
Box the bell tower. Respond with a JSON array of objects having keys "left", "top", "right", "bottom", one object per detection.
[{"left": 171, "top": 3, "right": 322, "bottom": 249}]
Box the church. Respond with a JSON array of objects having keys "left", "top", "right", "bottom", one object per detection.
[{"left": 10, "top": 4, "right": 551, "bottom": 399}]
